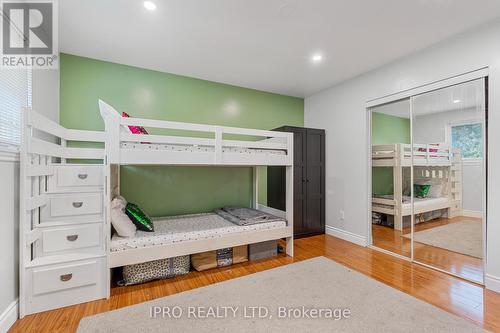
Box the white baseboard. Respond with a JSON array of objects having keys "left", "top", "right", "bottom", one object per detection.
[
  {"left": 485, "top": 274, "right": 500, "bottom": 293},
  {"left": 462, "top": 210, "right": 483, "bottom": 218},
  {"left": 325, "top": 225, "right": 367, "bottom": 247},
  {"left": 0, "top": 299, "right": 18, "bottom": 333}
]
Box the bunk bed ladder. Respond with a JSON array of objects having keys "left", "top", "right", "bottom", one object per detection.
[{"left": 19, "top": 108, "right": 107, "bottom": 317}]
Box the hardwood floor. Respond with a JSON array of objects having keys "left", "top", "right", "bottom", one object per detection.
[
  {"left": 10, "top": 234, "right": 500, "bottom": 333},
  {"left": 372, "top": 216, "right": 483, "bottom": 283}
]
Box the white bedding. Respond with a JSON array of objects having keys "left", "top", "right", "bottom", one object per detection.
[
  {"left": 402, "top": 196, "right": 449, "bottom": 208},
  {"left": 111, "top": 213, "right": 287, "bottom": 252},
  {"left": 121, "top": 142, "right": 286, "bottom": 155}
]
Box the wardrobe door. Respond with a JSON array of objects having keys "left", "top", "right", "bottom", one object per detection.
[
  {"left": 267, "top": 127, "right": 306, "bottom": 237},
  {"left": 304, "top": 129, "right": 325, "bottom": 234},
  {"left": 293, "top": 128, "right": 307, "bottom": 236}
]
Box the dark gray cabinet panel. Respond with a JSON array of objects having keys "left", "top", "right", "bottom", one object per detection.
[{"left": 267, "top": 126, "right": 325, "bottom": 238}]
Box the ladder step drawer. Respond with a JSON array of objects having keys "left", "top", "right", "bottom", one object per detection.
[
  {"left": 45, "top": 192, "right": 102, "bottom": 218},
  {"left": 32, "top": 260, "right": 99, "bottom": 295},
  {"left": 48, "top": 165, "right": 103, "bottom": 192},
  {"left": 41, "top": 224, "right": 101, "bottom": 253},
  {"left": 25, "top": 257, "right": 107, "bottom": 315}
]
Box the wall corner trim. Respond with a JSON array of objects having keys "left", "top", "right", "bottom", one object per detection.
[
  {"left": 0, "top": 299, "right": 18, "bottom": 333},
  {"left": 485, "top": 274, "right": 500, "bottom": 293},
  {"left": 325, "top": 225, "right": 367, "bottom": 247}
]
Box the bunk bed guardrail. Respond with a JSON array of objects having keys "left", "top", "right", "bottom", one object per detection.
[
  {"left": 99, "top": 100, "right": 294, "bottom": 166},
  {"left": 372, "top": 143, "right": 452, "bottom": 165}
]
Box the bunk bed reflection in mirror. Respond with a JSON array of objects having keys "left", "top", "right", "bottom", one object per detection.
[{"left": 372, "top": 143, "right": 461, "bottom": 231}]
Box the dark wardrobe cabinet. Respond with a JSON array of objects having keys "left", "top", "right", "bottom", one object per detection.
[{"left": 267, "top": 126, "right": 325, "bottom": 238}]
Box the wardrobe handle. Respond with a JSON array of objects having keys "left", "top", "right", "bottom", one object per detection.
[
  {"left": 77, "top": 174, "right": 88, "bottom": 180},
  {"left": 66, "top": 234, "right": 79, "bottom": 242},
  {"left": 72, "top": 202, "right": 83, "bottom": 208},
  {"left": 60, "top": 273, "right": 73, "bottom": 282}
]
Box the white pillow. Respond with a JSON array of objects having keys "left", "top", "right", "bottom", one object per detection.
[
  {"left": 428, "top": 184, "right": 443, "bottom": 198},
  {"left": 111, "top": 197, "right": 137, "bottom": 237}
]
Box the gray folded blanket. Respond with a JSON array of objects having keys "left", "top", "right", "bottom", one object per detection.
[{"left": 215, "top": 207, "right": 284, "bottom": 226}]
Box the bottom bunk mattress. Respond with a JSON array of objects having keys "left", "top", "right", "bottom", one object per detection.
[
  {"left": 110, "top": 213, "right": 287, "bottom": 252},
  {"left": 372, "top": 194, "right": 450, "bottom": 214}
]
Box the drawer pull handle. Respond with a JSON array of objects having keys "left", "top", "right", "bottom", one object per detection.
[
  {"left": 66, "top": 234, "right": 79, "bottom": 242},
  {"left": 60, "top": 273, "right": 73, "bottom": 282},
  {"left": 78, "top": 174, "right": 88, "bottom": 180},
  {"left": 72, "top": 202, "right": 83, "bottom": 208}
]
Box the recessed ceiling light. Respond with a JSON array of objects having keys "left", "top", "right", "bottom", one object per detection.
[
  {"left": 311, "top": 53, "right": 323, "bottom": 63},
  {"left": 144, "top": 1, "right": 156, "bottom": 10},
  {"left": 453, "top": 99, "right": 461, "bottom": 104}
]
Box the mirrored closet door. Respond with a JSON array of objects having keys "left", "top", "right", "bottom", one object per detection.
[
  {"left": 411, "top": 79, "right": 486, "bottom": 284},
  {"left": 370, "top": 76, "right": 486, "bottom": 284},
  {"left": 370, "top": 98, "right": 411, "bottom": 258}
]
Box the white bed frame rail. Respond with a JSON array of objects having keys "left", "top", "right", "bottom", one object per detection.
[
  {"left": 372, "top": 143, "right": 452, "bottom": 167},
  {"left": 99, "top": 100, "right": 293, "bottom": 166}
]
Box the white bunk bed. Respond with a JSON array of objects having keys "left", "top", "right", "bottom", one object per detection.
[
  {"left": 372, "top": 143, "right": 462, "bottom": 230},
  {"left": 19, "top": 101, "right": 294, "bottom": 316},
  {"left": 98, "top": 100, "right": 294, "bottom": 268}
]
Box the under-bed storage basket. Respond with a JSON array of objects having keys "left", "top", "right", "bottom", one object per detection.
[
  {"left": 119, "top": 255, "right": 190, "bottom": 286},
  {"left": 191, "top": 245, "right": 248, "bottom": 271},
  {"left": 249, "top": 240, "right": 278, "bottom": 261}
]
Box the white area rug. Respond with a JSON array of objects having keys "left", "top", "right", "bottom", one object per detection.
[
  {"left": 404, "top": 220, "right": 483, "bottom": 258},
  {"left": 77, "top": 257, "right": 485, "bottom": 332}
]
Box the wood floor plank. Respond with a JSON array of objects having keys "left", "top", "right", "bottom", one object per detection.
[{"left": 9, "top": 235, "right": 500, "bottom": 333}]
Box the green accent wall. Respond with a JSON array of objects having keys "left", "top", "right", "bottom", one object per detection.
[
  {"left": 60, "top": 54, "right": 303, "bottom": 217},
  {"left": 371, "top": 112, "right": 410, "bottom": 195}
]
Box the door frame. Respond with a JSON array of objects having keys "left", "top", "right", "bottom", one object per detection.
[{"left": 365, "top": 68, "right": 488, "bottom": 284}]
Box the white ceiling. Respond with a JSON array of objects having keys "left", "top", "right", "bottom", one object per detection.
[{"left": 60, "top": 0, "right": 500, "bottom": 98}]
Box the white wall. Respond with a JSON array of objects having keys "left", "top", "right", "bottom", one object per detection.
[
  {"left": 305, "top": 19, "right": 500, "bottom": 292},
  {"left": 0, "top": 160, "right": 19, "bottom": 320},
  {"left": 0, "top": 68, "right": 59, "bottom": 330},
  {"left": 32, "top": 70, "right": 60, "bottom": 122},
  {"left": 414, "top": 109, "right": 483, "bottom": 212}
]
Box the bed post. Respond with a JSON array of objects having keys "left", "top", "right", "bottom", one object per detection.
[
  {"left": 98, "top": 100, "right": 121, "bottom": 299},
  {"left": 285, "top": 133, "right": 294, "bottom": 257},
  {"left": 98, "top": 99, "right": 120, "bottom": 164},
  {"left": 252, "top": 166, "right": 258, "bottom": 209},
  {"left": 394, "top": 144, "right": 403, "bottom": 230}
]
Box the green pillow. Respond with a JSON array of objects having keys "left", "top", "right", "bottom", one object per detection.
[
  {"left": 414, "top": 184, "right": 431, "bottom": 198},
  {"left": 125, "top": 203, "right": 154, "bottom": 232}
]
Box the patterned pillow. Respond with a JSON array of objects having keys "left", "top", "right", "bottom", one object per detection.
[
  {"left": 122, "top": 111, "right": 149, "bottom": 134},
  {"left": 414, "top": 184, "right": 431, "bottom": 198},
  {"left": 119, "top": 256, "right": 190, "bottom": 286},
  {"left": 125, "top": 202, "right": 154, "bottom": 232}
]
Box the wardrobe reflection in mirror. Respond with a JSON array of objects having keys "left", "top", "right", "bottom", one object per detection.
[
  {"left": 411, "top": 79, "right": 485, "bottom": 284},
  {"left": 371, "top": 98, "right": 412, "bottom": 258}
]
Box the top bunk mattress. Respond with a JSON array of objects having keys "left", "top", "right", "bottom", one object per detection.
[
  {"left": 121, "top": 142, "right": 286, "bottom": 155},
  {"left": 110, "top": 213, "right": 287, "bottom": 253}
]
